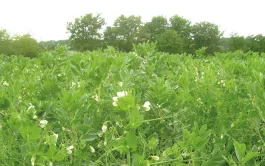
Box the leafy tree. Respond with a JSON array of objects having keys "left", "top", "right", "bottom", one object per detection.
[
  {"left": 0, "top": 29, "right": 13, "bottom": 55},
  {"left": 0, "top": 29, "right": 11, "bottom": 41},
  {"left": 104, "top": 15, "right": 142, "bottom": 51},
  {"left": 156, "top": 29, "right": 183, "bottom": 54},
  {"left": 228, "top": 33, "right": 246, "bottom": 52},
  {"left": 191, "top": 21, "right": 223, "bottom": 54},
  {"left": 143, "top": 16, "right": 168, "bottom": 41},
  {"left": 13, "top": 34, "right": 39, "bottom": 57},
  {"left": 169, "top": 15, "right": 193, "bottom": 52},
  {"left": 67, "top": 13, "right": 105, "bottom": 51},
  {"left": 245, "top": 34, "right": 265, "bottom": 54}
]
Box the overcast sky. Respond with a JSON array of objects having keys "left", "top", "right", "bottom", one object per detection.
[{"left": 1, "top": 0, "right": 264, "bottom": 41}]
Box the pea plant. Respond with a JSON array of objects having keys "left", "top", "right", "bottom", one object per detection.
[{"left": 0, "top": 45, "right": 265, "bottom": 165}]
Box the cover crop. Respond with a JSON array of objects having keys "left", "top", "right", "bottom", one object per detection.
[{"left": 1, "top": 46, "right": 265, "bottom": 166}]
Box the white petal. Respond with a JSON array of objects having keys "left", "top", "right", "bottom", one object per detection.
[
  {"left": 112, "top": 101, "right": 118, "bottom": 107},
  {"left": 102, "top": 124, "right": 107, "bottom": 133},
  {"left": 143, "top": 101, "right": 150, "bottom": 107},
  {"left": 112, "top": 96, "right": 118, "bottom": 102}
]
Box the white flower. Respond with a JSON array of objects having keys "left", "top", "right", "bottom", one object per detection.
[
  {"left": 92, "top": 94, "right": 99, "bottom": 102},
  {"left": 33, "top": 115, "right": 38, "bottom": 119},
  {"left": 118, "top": 82, "right": 123, "bottom": 87},
  {"left": 151, "top": 156, "right": 160, "bottom": 161},
  {"left": 112, "top": 102, "right": 118, "bottom": 107},
  {"left": 112, "top": 91, "right": 128, "bottom": 107},
  {"left": 143, "top": 101, "right": 151, "bottom": 111},
  {"left": 53, "top": 133, "right": 58, "bottom": 143},
  {"left": 2, "top": 81, "right": 9, "bottom": 86},
  {"left": 49, "top": 161, "right": 53, "bottom": 166},
  {"left": 89, "top": 146, "right": 95, "bottom": 153},
  {"left": 112, "top": 96, "right": 119, "bottom": 106},
  {"left": 31, "top": 156, "right": 36, "bottom": 166},
  {"left": 39, "top": 120, "right": 48, "bottom": 128},
  {"left": 117, "top": 91, "right": 128, "bottom": 98},
  {"left": 67, "top": 145, "right": 74, "bottom": 154},
  {"left": 102, "top": 124, "right": 107, "bottom": 133},
  {"left": 112, "top": 96, "right": 118, "bottom": 102}
]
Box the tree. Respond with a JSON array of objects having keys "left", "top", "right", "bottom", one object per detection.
[
  {"left": 0, "top": 29, "right": 10, "bottom": 41},
  {"left": 67, "top": 13, "right": 105, "bottom": 51},
  {"left": 227, "top": 33, "right": 246, "bottom": 52},
  {"left": 0, "top": 29, "right": 13, "bottom": 55},
  {"left": 143, "top": 16, "right": 168, "bottom": 41},
  {"left": 245, "top": 34, "right": 265, "bottom": 54},
  {"left": 169, "top": 15, "right": 193, "bottom": 52},
  {"left": 13, "top": 34, "right": 39, "bottom": 57},
  {"left": 156, "top": 29, "right": 184, "bottom": 54},
  {"left": 104, "top": 15, "right": 142, "bottom": 51},
  {"left": 191, "top": 21, "right": 223, "bottom": 54}
]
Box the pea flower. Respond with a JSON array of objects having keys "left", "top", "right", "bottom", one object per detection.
[
  {"left": 143, "top": 101, "right": 151, "bottom": 111},
  {"left": 2, "top": 81, "right": 9, "bottom": 86},
  {"left": 40, "top": 120, "right": 48, "bottom": 128},
  {"left": 102, "top": 124, "right": 107, "bottom": 133},
  {"left": 31, "top": 156, "right": 36, "bottom": 166},
  {"left": 112, "top": 91, "right": 128, "bottom": 106},
  {"left": 117, "top": 91, "right": 128, "bottom": 98},
  {"left": 92, "top": 94, "right": 99, "bottom": 102},
  {"left": 112, "top": 96, "right": 118, "bottom": 106},
  {"left": 67, "top": 145, "right": 74, "bottom": 154},
  {"left": 89, "top": 146, "right": 95, "bottom": 153}
]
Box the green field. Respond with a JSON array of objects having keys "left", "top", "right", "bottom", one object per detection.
[{"left": 1, "top": 46, "right": 265, "bottom": 165}]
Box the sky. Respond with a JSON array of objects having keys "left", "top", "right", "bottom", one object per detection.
[{"left": 0, "top": 0, "right": 264, "bottom": 41}]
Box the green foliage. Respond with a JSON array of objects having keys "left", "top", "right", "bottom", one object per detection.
[
  {"left": 13, "top": 34, "right": 39, "bottom": 57},
  {"left": 104, "top": 15, "right": 143, "bottom": 51},
  {"left": 67, "top": 13, "right": 105, "bottom": 51},
  {"left": 192, "top": 21, "right": 223, "bottom": 54},
  {"left": 1, "top": 42, "right": 265, "bottom": 166},
  {"left": 143, "top": 16, "right": 168, "bottom": 41},
  {"left": 0, "top": 29, "right": 39, "bottom": 57},
  {"left": 157, "top": 29, "right": 184, "bottom": 53}
]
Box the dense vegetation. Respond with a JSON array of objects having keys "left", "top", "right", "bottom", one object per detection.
[
  {"left": 0, "top": 30, "right": 39, "bottom": 58},
  {"left": 1, "top": 13, "right": 265, "bottom": 57},
  {"left": 66, "top": 13, "right": 265, "bottom": 54},
  {"left": 1, "top": 44, "right": 265, "bottom": 165}
]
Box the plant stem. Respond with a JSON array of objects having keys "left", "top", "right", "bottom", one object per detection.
[{"left": 127, "top": 150, "right": 131, "bottom": 166}]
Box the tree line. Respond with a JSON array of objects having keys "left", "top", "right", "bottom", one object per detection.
[
  {"left": 0, "top": 29, "right": 39, "bottom": 57},
  {"left": 66, "top": 13, "right": 265, "bottom": 55},
  {"left": 1, "top": 13, "right": 265, "bottom": 57}
]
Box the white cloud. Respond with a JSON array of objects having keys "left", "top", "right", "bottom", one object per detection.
[{"left": 0, "top": 0, "right": 264, "bottom": 41}]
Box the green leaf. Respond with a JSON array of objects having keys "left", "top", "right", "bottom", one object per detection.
[
  {"left": 47, "top": 145, "right": 57, "bottom": 159},
  {"left": 203, "top": 154, "right": 226, "bottom": 166},
  {"left": 242, "top": 152, "right": 259, "bottom": 163},
  {"left": 126, "top": 130, "right": 138, "bottom": 151},
  {"left": 81, "top": 134, "right": 98, "bottom": 142},
  {"left": 54, "top": 150, "right": 66, "bottom": 161},
  {"left": 233, "top": 141, "right": 246, "bottom": 162}
]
